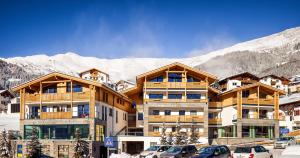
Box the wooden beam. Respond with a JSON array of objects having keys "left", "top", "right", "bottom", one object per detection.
[
  {"left": 70, "top": 80, "right": 73, "bottom": 110},
  {"left": 39, "top": 82, "right": 42, "bottom": 113},
  {"left": 257, "top": 86, "right": 260, "bottom": 119},
  {"left": 41, "top": 80, "right": 71, "bottom": 84}
]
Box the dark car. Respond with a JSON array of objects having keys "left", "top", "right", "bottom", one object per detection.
[
  {"left": 160, "top": 145, "right": 198, "bottom": 158},
  {"left": 192, "top": 145, "right": 231, "bottom": 158}
]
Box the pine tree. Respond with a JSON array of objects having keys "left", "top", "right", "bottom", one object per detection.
[
  {"left": 73, "top": 128, "right": 89, "bottom": 158},
  {"left": 0, "top": 130, "right": 10, "bottom": 158},
  {"left": 188, "top": 121, "right": 199, "bottom": 144},
  {"left": 160, "top": 123, "right": 167, "bottom": 145},
  {"left": 173, "top": 121, "right": 188, "bottom": 145},
  {"left": 7, "top": 131, "right": 15, "bottom": 158},
  {"left": 26, "top": 127, "right": 41, "bottom": 158}
]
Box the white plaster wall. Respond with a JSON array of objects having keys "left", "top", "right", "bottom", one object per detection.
[
  {"left": 227, "top": 80, "right": 241, "bottom": 91},
  {"left": 221, "top": 106, "right": 236, "bottom": 126}
]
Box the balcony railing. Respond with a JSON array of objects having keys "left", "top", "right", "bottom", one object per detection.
[
  {"left": 25, "top": 92, "right": 90, "bottom": 103},
  {"left": 40, "top": 112, "right": 72, "bottom": 119},
  {"left": 148, "top": 115, "right": 204, "bottom": 123},
  {"left": 208, "top": 118, "right": 222, "bottom": 124},
  {"left": 209, "top": 102, "right": 222, "bottom": 108},
  {"left": 144, "top": 98, "right": 207, "bottom": 103},
  {"left": 242, "top": 98, "right": 274, "bottom": 105},
  {"left": 144, "top": 81, "right": 207, "bottom": 89},
  {"left": 233, "top": 113, "right": 274, "bottom": 120}
]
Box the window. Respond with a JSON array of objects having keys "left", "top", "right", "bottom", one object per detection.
[
  {"left": 138, "top": 113, "right": 144, "bottom": 120},
  {"left": 168, "top": 94, "right": 182, "bottom": 99},
  {"left": 153, "top": 110, "right": 160, "bottom": 115},
  {"left": 149, "top": 94, "right": 163, "bottom": 99},
  {"left": 242, "top": 90, "right": 250, "bottom": 98},
  {"left": 116, "top": 111, "right": 118, "bottom": 123},
  {"left": 103, "top": 92, "right": 109, "bottom": 103},
  {"left": 259, "top": 92, "right": 267, "bottom": 99},
  {"left": 187, "top": 76, "right": 200, "bottom": 82},
  {"left": 187, "top": 94, "right": 201, "bottom": 99},
  {"left": 124, "top": 113, "right": 127, "bottom": 121},
  {"left": 42, "top": 106, "right": 47, "bottom": 112},
  {"left": 109, "top": 108, "right": 113, "bottom": 116},
  {"left": 168, "top": 73, "right": 182, "bottom": 82},
  {"left": 78, "top": 105, "right": 89, "bottom": 118},
  {"left": 172, "top": 127, "right": 176, "bottom": 132},
  {"left": 179, "top": 110, "right": 185, "bottom": 115},
  {"left": 208, "top": 113, "right": 214, "bottom": 119},
  {"left": 104, "top": 107, "right": 107, "bottom": 120},
  {"left": 165, "top": 110, "right": 171, "bottom": 115},
  {"left": 190, "top": 110, "right": 197, "bottom": 116},
  {"left": 43, "top": 86, "right": 57, "bottom": 93},
  {"left": 153, "top": 127, "right": 159, "bottom": 132},
  {"left": 233, "top": 82, "right": 237, "bottom": 86},
  {"left": 149, "top": 76, "right": 163, "bottom": 82},
  {"left": 66, "top": 83, "right": 83, "bottom": 92}
]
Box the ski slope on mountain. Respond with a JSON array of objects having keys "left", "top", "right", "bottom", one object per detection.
[{"left": 3, "top": 27, "right": 300, "bottom": 82}]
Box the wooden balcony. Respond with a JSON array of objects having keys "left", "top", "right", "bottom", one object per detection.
[
  {"left": 40, "top": 112, "right": 72, "bottom": 119},
  {"left": 144, "top": 98, "right": 207, "bottom": 103},
  {"left": 148, "top": 115, "right": 204, "bottom": 123},
  {"left": 242, "top": 98, "right": 274, "bottom": 106},
  {"left": 209, "top": 102, "right": 222, "bottom": 108},
  {"left": 145, "top": 82, "right": 208, "bottom": 89},
  {"left": 25, "top": 92, "right": 90, "bottom": 103},
  {"left": 186, "top": 82, "right": 207, "bottom": 89},
  {"left": 167, "top": 82, "right": 186, "bottom": 88},
  {"left": 208, "top": 118, "right": 222, "bottom": 124},
  {"left": 145, "top": 82, "right": 167, "bottom": 88}
]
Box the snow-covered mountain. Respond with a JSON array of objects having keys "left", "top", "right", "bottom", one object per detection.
[{"left": 1, "top": 26, "right": 300, "bottom": 86}]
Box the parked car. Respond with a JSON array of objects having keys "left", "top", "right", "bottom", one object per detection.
[
  {"left": 140, "top": 145, "right": 171, "bottom": 158},
  {"left": 192, "top": 145, "right": 231, "bottom": 158},
  {"left": 274, "top": 137, "right": 295, "bottom": 149},
  {"left": 279, "top": 145, "right": 300, "bottom": 158},
  {"left": 160, "top": 145, "right": 198, "bottom": 158},
  {"left": 232, "top": 146, "right": 272, "bottom": 158}
]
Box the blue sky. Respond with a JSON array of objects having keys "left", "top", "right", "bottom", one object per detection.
[{"left": 0, "top": 0, "right": 300, "bottom": 58}]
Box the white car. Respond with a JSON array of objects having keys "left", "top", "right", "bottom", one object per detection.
[
  {"left": 274, "top": 137, "right": 295, "bottom": 149},
  {"left": 139, "top": 145, "right": 171, "bottom": 158},
  {"left": 279, "top": 145, "right": 300, "bottom": 158},
  {"left": 232, "top": 146, "right": 272, "bottom": 158}
]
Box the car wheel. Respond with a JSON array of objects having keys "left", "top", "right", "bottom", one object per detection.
[
  {"left": 152, "top": 156, "right": 158, "bottom": 158},
  {"left": 270, "top": 155, "right": 273, "bottom": 158}
]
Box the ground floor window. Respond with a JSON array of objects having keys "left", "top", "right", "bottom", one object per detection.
[
  {"left": 24, "top": 124, "right": 89, "bottom": 139},
  {"left": 242, "top": 126, "right": 274, "bottom": 138}
]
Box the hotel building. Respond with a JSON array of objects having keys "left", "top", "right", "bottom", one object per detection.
[{"left": 12, "top": 71, "right": 134, "bottom": 158}]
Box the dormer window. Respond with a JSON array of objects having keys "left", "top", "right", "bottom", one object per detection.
[{"left": 67, "top": 83, "right": 83, "bottom": 92}]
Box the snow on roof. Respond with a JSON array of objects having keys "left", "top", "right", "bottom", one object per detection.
[{"left": 280, "top": 93, "right": 300, "bottom": 105}]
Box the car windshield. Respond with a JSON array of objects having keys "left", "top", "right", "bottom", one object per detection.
[
  {"left": 234, "top": 147, "right": 251, "bottom": 153},
  {"left": 277, "top": 138, "right": 290, "bottom": 141},
  {"left": 198, "top": 147, "right": 215, "bottom": 154},
  {"left": 167, "top": 146, "right": 182, "bottom": 153},
  {"left": 146, "top": 146, "right": 160, "bottom": 151}
]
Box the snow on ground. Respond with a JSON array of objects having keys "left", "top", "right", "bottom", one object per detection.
[{"left": 0, "top": 113, "right": 20, "bottom": 131}]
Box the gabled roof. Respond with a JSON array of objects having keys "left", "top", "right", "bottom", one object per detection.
[
  {"left": 260, "top": 74, "right": 290, "bottom": 82},
  {"left": 218, "top": 72, "right": 259, "bottom": 84},
  {"left": 219, "top": 82, "right": 286, "bottom": 96},
  {"left": 12, "top": 72, "right": 131, "bottom": 102},
  {"left": 0, "top": 90, "right": 14, "bottom": 98},
  {"left": 136, "top": 62, "right": 218, "bottom": 84},
  {"left": 79, "top": 68, "right": 109, "bottom": 76}
]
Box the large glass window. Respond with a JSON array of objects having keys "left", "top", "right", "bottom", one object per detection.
[
  {"left": 149, "top": 94, "right": 163, "bottom": 99},
  {"left": 168, "top": 73, "right": 182, "bottom": 82},
  {"left": 179, "top": 110, "right": 185, "bottom": 115},
  {"left": 165, "top": 110, "right": 171, "bottom": 115},
  {"left": 187, "top": 94, "right": 201, "bottom": 99},
  {"left": 168, "top": 94, "right": 182, "bottom": 99},
  {"left": 24, "top": 124, "right": 89, "bottom": 140},
  {"left": 149, "top": 76, "right": 163, "bottom": 82},
  {"left": 187, "top": 76, "right": 200, "bottom": 82},
  {"left": 67, "top": 83, "right": 83, "bottom": 92},
  {"left": 43, "top": 85, "right": 57, "bottom": 93},
  {"left": 138, "top": 113, "right": 144, "bottom": 120},
  {"left": 153, "top": 110, "right": 160, "bottom": 115}
]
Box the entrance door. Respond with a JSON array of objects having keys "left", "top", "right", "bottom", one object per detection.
[{"left": 100, "top": 146, "right": 107, "bottom": 158}]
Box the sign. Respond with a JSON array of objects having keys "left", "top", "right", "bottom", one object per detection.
[
  {"left": 17, "top": 144, "right": 22, "bottom": 157},
  {"left": 280, "top": 128, "right": 289, "bottom": 134},
  {"left": 104, "top": 137, "right": 114, "bottom": 148}
]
